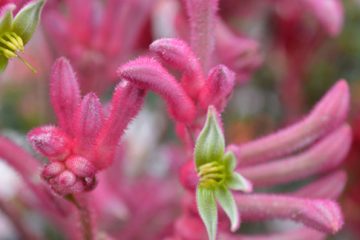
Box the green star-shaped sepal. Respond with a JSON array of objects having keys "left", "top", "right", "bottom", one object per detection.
[
  {"left": 0, "top": 0, "right": 45, "bottom": 73},
  {"left": 195, "top": 106, "right": 252, "bottom": 240}
]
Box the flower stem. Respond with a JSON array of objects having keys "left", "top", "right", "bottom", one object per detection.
[{"left": 66, "top": 194, "right": 93, "bottom": 240}]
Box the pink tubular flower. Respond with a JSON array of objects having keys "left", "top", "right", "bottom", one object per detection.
[
  {"left": 42, "top": 0, "right": 154, "bottom": 93},
  {"left": 28, "top": 57, "right": 144, "bottom": 195},
  {"left": 176, "top": 79, "right": 350, "bottom": 239}
]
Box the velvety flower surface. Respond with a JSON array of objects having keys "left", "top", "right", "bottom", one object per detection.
[{"left": 28, "top": 57, "right": 145, "bottom": 195}]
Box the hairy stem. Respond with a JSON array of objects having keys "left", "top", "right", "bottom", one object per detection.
[{"left": 67, "top": 194, "right": 93, "bottom": 240}]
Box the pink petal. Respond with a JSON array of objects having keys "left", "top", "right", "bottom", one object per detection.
[
  {"left": 95, "top": 81, "right": 145, "bottom": 169},
  {"left": 221, "top": 227, "right": 325, "bottom": 240},
  {"left": 240, "top": 124, "right": 351, "bottom": 187},
  {"left": 236, "top": 194, "right": 344, "bottom": 234},
  {"left": 302, "top": 0, "right": 343, "bottom": 36},
  {"left": 291, "top": 170, "right": 346, "bottom": 199},
  {"left": 74, "top": 93, "right": 103, "bottom": 158},
  {"left": 117, "top": 57, "right": 196, "bottom": 123},
  {"left": 229, "top": 80, "right": 350, "bottom": 166},
  {"left": 199, "top": 64, "right": 235, "bottom": 112},
  {"left": 28, "top": 125, "right": 71, "bottom": 161},
  {"left": 65, "top": 156, "right": 96, "bottom": 177},
  {"left": 50, "top": 57, "right": 81, "bottom": 136},
  {"left": 150, "top": 38, "right": 205, "bottom": 99}
]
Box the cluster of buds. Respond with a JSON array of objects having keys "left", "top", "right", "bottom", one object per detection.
[
  {"left": 118, "top": 38, "right": 236, "bottom": 144},
  {"left": 28, "top": 57, "right": 144, "bottom": 195}
]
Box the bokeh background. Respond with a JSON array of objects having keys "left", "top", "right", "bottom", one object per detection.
[{"left": 0, "top": 0, "right": 360, "bottom": 239}]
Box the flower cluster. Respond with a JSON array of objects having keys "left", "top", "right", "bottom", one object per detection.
[
  {"left": 0, "top": 0, "right": 355, "bottom": 239},
  {"left": 28, "top": 57, "right": 144, "bottom": 195}
]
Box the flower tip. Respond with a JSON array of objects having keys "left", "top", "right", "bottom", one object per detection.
[
  {"left": 243, "top": 179, "right": 253, "bottom": 193},
  {"left": 311, "top": 200, "right": 344, "bottom": 234},
  {"left": 149, "top": 38, "right": 178, "bottom": 51},
  {"left": 311, "top": 79, "right": 349, "bottom": 126}
]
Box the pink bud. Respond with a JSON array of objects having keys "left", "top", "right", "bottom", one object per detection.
[
  {"left": 82, "top": 176, "right": 97, "bottom": 191},
  {"left": 95, "top": 81, "right": 145, "bottom": 169},
  {"left": 117, "top": 57, "right": 196, "bottom": 123},
  {"left": 150, "top": 38, "right": 205, "bottom": 98},
  {"left": 229, "top": 80, "right": 350, "bottom": 166},
  {"left": 179, "top": 160, "right": 198, "bottom": 191},
  {"left": 28, "top": 126, "right": 71, "bottom": 161},
  {"left": 199, "top": 64, "right": 235, "bottom": 112},
  {"left": 57, "top": 170, "right": 76, "bottom": 187},
  {"left": 50, "top": 57, "right": 81, "bottom": 135},
  {"left": 75, "top": 93, "right": 104, "bottom": 158},
  {"left": 240, "top": 124, "right": 351, "bottom": 187},
  {"left": 68, "top": 180, "right": 85, "bottom": 194},
  {"left": 302, "top": 0, "right": 343, "bottom": 36},
  {"left": 42, "top": 162, "right": 65, "bottom": 180},
  {"left": 66, "top": 156, "right": 96, "bottom": 177},
  {"left": 236, "top": 194, "right": 343, "bottom": 234}
]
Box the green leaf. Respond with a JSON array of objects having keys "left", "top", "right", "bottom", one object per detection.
[
  {"left": 215, "top": 186, "right": 239, "bottom": 232},
  {"left": 227, "top": 172, "right": 252, "bottom": 192},
  {"left": 0, "top": 56, "right": 8, "bottom": 73},
  {"left": 12, "top": 0, "right": 45, "bottom": 44},
  {"left": 222, "top": 151, "right": 237, "bottom": 171},
  {"left": 195, "top": 106, "right": 225, "bottom": 168},
  {"left": 0, "top": 5, "right": 14, "bottom": 33},
  {"left": 196, "top": 186, "right": 217, "bottom": 240}
]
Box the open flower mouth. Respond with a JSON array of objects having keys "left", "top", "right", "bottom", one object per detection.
[{"left": 198, "top": 161, "right": 226, "bottom": 188}]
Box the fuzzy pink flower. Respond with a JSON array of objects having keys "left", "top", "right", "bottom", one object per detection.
[
  {"left": 176, "top": 80, "right": 350, "bottom": 239},
  {"left": 28, "top": 57, "right": 145, "bottom": 195},
  {"left": 43, "top": 0, "right": 154, "bottom": 93}
]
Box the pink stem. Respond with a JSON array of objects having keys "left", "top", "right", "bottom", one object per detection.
[{"left": 184, "top": 0, "right": 219, "bottom": 70}]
